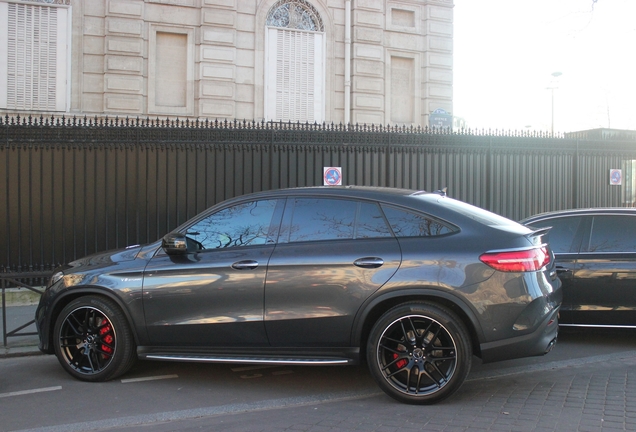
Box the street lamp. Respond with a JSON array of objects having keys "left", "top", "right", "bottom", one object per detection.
[{"left": 548, "top": 72, "right": 562, "bottom": 134}]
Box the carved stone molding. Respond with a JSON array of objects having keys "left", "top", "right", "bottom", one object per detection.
[{"left": 266, "top": 0, "right": 324, "bottom": 32}]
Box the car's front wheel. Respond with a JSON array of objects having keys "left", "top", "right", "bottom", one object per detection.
[
  {"left": 53, "top": 295, "right": 136, "bottom": 381},
  {"left": 367, "top": 302, "right": 472, "bottom": 404}
]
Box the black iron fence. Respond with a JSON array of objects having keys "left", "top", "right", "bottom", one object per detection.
[
  {"left": 1, "top": 271, "right": 48, "bottom": 347},
  {"left": 2, "top": 114, "right": 636, "bottom": 273}
]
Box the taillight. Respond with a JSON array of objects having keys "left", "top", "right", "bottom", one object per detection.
[{"left": 479, "top": 246, "right": 551, "bottom": 272}]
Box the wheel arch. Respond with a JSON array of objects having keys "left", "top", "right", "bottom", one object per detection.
[
  {"left": 353, "top": 289, "right": 485, "bottom": 361},
  {"left": 45, "top": 287, "right": 141, "bottom": 352}
]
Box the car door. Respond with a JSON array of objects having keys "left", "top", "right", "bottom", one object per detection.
[
  {"left": 525, "top": 215, "right": 586, "bottom": 323},
  {"left": 142, "top": 199, "right": 282, "bottom": 346},
  {"left": 264, "top": 197, "right": 402, "bottom": 347},
  {"left": 570, "top": 214, "right": 636, "bottom": 326}
]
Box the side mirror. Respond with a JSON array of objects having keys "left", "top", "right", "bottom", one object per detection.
[{"left": 162, "top": 233, "right": 188, "bottom": 255}]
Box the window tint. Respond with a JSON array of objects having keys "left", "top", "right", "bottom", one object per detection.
[
  {"left": 588, "top": 215, "right": 636, "bottom": 252},
  {"left": 356, "top": 202, "right": 392, "bottom": 238},
  {"left": 289, "top": 198, "right": 357, "bottom": 242},
  {"left": 186, "top": 200, "right": 278, "bottom": 250},
  {"left": 528, "top": 216, "right": 582, "bottom": 253},
  {"left": 382, "top": 205, "right": 455, "bottom": 237}
]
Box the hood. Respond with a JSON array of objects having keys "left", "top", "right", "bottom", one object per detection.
[{"left": 67, "top": 244, "right": 144, "bottom": 269}]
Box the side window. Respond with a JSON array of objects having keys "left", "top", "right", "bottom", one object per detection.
[
  {"left": 289, "top": 198, "right": 357, "bottom": 242},
  {"left": 588, "top": 216, "right": 636, "bottom": 252},
  {"left": 382, "top": 205, "right": 456, "bottom": 237},
  {"left": 528, "top": 216, "right": 582, "bottom": 253},
  {"left": 356, "top": 202, "right": 392, "bottom": 238},
  {"left": 186, "top": 200, "right": 278, "bottom": 250}
]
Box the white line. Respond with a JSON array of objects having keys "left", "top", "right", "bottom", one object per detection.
[
  {"left": 121, "top": 374, "right": 179, "bottom": 383},
  {"left": 0, "top": 386, "right": 62, "bottom": 399}
]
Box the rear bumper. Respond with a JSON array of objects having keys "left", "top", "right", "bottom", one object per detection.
[{"left": 479, "top": 307, "right": 559, "bottom": 364}]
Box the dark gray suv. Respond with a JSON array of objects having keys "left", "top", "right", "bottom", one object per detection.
[{"left": 36, "top": 186, "right": 561, "bottom": 404}]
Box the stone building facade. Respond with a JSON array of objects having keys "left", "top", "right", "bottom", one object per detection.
[{"left": 0, "top": 0, "right": 453, "bottom": 126}]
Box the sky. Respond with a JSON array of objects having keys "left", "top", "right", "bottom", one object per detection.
[{"left": 452, "top": 0, "right": 636, "bottom": 133}]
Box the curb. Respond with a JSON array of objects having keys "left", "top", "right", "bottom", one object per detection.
[
  {"left": 2, "top": 288, "right": 41, "bottom": 306},
  {"left": 467, "top": 349, "right": 636, "bottom": 381},
  {"left": 1, "top": 344, "right": 42, "bottom": 358}
]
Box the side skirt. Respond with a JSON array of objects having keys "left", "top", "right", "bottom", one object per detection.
[{"left": 136, "top": 347, "right": 360, "bottom": 366}]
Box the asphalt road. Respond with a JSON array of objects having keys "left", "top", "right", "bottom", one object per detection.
[{"left": 1, "top": 327, "right": 636, "bottom": 432}]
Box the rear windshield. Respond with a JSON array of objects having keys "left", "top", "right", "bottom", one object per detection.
[{"left": 419, "top": 195, "right": 518, "bottom": 227}]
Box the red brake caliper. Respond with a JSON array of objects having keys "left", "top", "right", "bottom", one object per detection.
[
  {"left": 99, "top": 322, "right": 114, "bottom": 357},
  {"left": 393, "top": 353, "right": 407, "bottom": 369}
]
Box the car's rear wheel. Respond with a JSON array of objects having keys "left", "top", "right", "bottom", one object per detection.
[
  {"left": 53, "top": 296, "right": 136, "bottom": 381},
  {"left": 367, "top": 302, "right": 472, "bottom": 404}
]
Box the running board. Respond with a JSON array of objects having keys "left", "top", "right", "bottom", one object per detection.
[{"left": 141, "top": 353, "right": 353, "bottom": 366}]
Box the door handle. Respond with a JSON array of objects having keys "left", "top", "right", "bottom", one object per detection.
[
  {"left": 354, "top": 257, "right": 384, "bottom": 268},
  {"left": 232, "top": 260, "right": 259, "bottom": 270},
  {"left": 555, "top": 266, "right": 572, "bottom": 279},
  {"left": 555, "top": 266, "right": 571, "bottom": 274}
]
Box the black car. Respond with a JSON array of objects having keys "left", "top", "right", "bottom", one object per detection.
[
  {"left": 523, "top": 208, "right": 636, "bottom": 328},
  {"left": 36, "top": 186, "right": 561, "bottom": 404}
]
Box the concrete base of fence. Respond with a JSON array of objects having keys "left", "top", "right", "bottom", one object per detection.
[
  {"left": 2, "top": 288, "right": 42, "bottom": 306},
  {"left": 1, "top": 344, "right": 42, "bottom": 358}
]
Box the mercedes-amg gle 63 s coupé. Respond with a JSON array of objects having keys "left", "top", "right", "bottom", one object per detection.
[{"left": 37, "top": 186, "right": 561, "bottom": 404}]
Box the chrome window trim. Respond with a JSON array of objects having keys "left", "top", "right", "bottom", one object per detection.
[
  {"left": 527, "top": 211, "right": 636, "bottom": 223},
  {"left": 574, "top": 251, "right": 636, "bottom": 256},
  {"left": 560, "top": 323, "right": 636, "bottom": 329}
]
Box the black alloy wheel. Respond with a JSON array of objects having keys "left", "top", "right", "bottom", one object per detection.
[
  {"left": 53, "top": 296, "right": 136, "bottom": 382},
  {"left": 367, "top": 302, "right": 472, "bottom": 404}
]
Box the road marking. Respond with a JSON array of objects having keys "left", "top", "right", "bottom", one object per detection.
[
  {"left": 0, "top": 386, "right": 62, "bottom": 398},
  {"left": 121, "top": 374, "right": 179, "bottom": 383}
]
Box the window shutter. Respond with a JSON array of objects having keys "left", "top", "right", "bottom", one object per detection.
[
  {"left": 275, "top": 29, "right": 315, "bottom": 122},
  {"left": 5, "top": 3, "right": 66, "bottom": 111},
  {"left": 266, "top": 28, "right": 323, "bottom": 123}
]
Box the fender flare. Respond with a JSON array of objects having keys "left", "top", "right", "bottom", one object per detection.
[
  {"left": 351, "top": 287, "right": 486, "bottom": 347},
  {"left": 45, "top": 286, "right": 145, "bottom": 349}
]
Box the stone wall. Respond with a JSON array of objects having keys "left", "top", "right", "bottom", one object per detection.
[{"left": 66, "top": 0, "right": 454, "bottom": 125}]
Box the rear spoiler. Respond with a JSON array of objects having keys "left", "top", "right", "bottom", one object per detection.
[{"left": 525, "top": 227, "right": 551, "bottom": 247}]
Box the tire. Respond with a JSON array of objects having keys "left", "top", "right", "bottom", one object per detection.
[
  {"left": 53, "top": 295, "right": 137, "bottom": 382},
  {"left": 366, "top": 302, "right": 472, "bottom": 404}
]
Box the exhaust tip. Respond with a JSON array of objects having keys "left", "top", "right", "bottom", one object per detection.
[{"left": 544, "top": 337, "right": 557, "bottom": 354}]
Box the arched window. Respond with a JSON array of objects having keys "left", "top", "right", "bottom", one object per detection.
[{"left": 265, "top": 0, "right": 325, "bottom": 123}]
